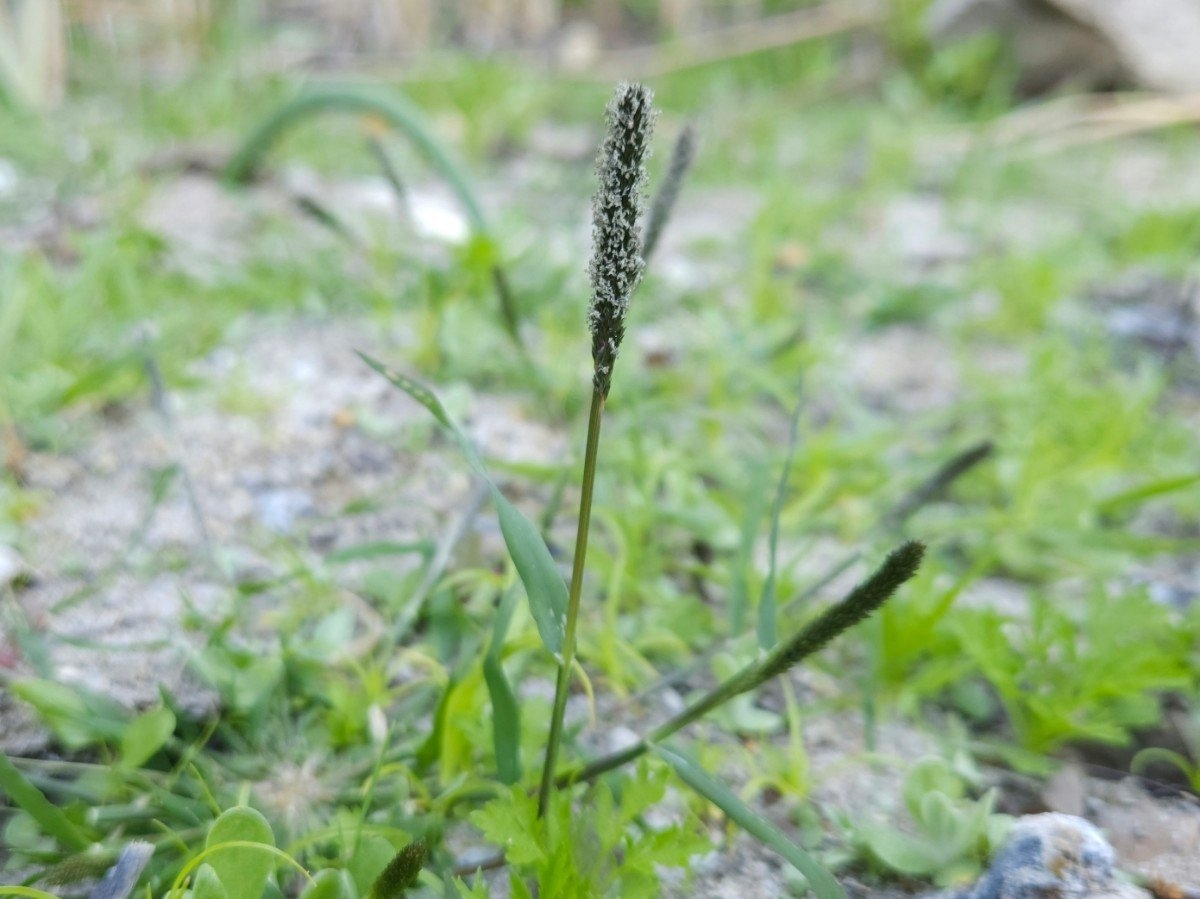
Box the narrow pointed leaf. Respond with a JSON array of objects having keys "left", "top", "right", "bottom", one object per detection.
[
  {"left": 359, "top": 352, "right": 567, "bottom": 653},
  {"left": 491, "top": 489, "right": 567, "bottom": 653},
  {"left": 0, "top": 750, "right": 90, "bottom": 851},
  {"left": 758, "top": 386, "right": 804, "bottom": 650},
  {"left": 484, "top": 585, "right": 522, "bottom": 783},
  {"left": 654, "top": 745, "right": 844, "bottom": 899}
]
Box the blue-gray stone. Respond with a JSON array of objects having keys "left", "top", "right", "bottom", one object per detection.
[{"left": 967, "top": 814, "right": 1115, "bottom": 899}]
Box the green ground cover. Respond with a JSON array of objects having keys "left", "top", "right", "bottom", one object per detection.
[{"left": 1, "top": 7, "right": 1199, "bottom": 897}]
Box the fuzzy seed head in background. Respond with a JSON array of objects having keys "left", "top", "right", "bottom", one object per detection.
[
  {"left": 641, "top": 121, "right": 697, "bottom": 264},
  {"left": 589, "top": 82, "right": 656, "bottom": 398}
]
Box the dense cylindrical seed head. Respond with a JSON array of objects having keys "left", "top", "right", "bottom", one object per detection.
[
  {"left": 761, "top": 540, "right": 926, "bottom": 682},
  {"left": 369, "top": 840, "right": 427, "bottom": 898},
  {"left": 589, "top": 82, "right": 656, "bottom": 398}
]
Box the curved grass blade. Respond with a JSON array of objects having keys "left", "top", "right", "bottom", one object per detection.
[
  {"left": 225, "top": 86, "right": 486, "bottom": 231},
  {"left": 653, "top": 744, "right": 843, "bottom": 899},
  {"left": 1097, "top": 471, "right": 1200, "bottom": 517},
  {"left": 359, "top": 353, "right": 567, "bottom": 653},
  {"left": 224, "top": 86, "right": 522, "bottom": 345}
]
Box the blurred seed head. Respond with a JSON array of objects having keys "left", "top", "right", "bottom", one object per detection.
[{"left": 642, "top": 121, "right": 697, "bottom": 264}]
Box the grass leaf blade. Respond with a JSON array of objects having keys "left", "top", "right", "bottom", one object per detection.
[
  {"left": 485, "top": 586, "right": 523, "bottom": 783},
  {"left": 491, "top": 489, "right": 567, "bottom": 654},
  {"left": 359, "top": 352, "right": 567, "bottom": 653},
  {"left": 0, "top": 750, "right": 91, "bottom": 851},
  {"left": 1097, "top": 472, "right": 1200, "bottom": 516},
  {"left": 758, "top": 385, "right": 804, "bottom": 651},
  {"left": 357, "top": 353, "right": 452, "bottom": 430},
  {"left": 653, "top": 744, "right": 844, "bottom": 899}
]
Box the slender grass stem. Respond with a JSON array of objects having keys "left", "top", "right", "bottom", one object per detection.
[
  {"left": 556, "top": 541, "right": 925, "bottom": 788},
  {"left": 538, "top": 387, "right": 606, "bottom": 815}
]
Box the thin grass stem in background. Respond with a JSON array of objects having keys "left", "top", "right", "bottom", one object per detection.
[{"left": 641, "top": 122, "right": 696, "bottom": 265}]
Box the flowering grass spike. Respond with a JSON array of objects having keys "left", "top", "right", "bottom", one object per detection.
[{"left": 589, "top": 82, "right": 656, "bottom": 399}]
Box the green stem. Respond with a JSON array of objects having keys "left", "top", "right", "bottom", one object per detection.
[
  {"left": 538, "top": 387, "right": 606, "bottom": 815},
  {"left": 556, "top": 541, "right": 924, "bottom": 787}
]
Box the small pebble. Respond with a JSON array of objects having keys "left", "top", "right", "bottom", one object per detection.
[
  {"left": 962, "top": 813, "right": 1148, "bottom": 899},
  {"left": 253, "top": 488, "right": 316, "bottom": 533}
]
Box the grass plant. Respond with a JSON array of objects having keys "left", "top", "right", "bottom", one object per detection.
[
  {"left": 538, "top": 81, "right": 657, "bottom": 817},
  {"left": 355, "top": 84, "right": 925, "bottom": 894},
  {"left": 2, "top": 12, "right": 1200, "bottom": 898}
]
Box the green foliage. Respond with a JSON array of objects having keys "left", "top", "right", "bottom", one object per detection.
[
  {"left": 884, "top": 0, "right": 1016, "bottom": 110},
  {"left": 0, "top": 751, "right": 91, "bottom": 852},
  {"left": 654, "top": 746, "right": 842, "bottom": 899},
  {"left": 874, "top": 557, "right": 981, "bottom": 707},
  {"left": 190, "top": 637, "right": 286, "bottom": 722},
  {"left": 118, "top": 707, "right": 176, "bottom": 770},
  {"left": 359, "top": 352, "right": 569, "bottom": 656},
  {"left": 0, "top": 226, "right": 383, "bottom": 446},
  {"left": 468, "top": 764, "right": 707, "bottom": 898},
  {"left": 225, "top": 86, "right": 523, "bottom": 345},
  {"left": 300, "top": 869, "right": 355, "bottom": 899},
  {"left": 1112, "top": 206, "right": 1200, "bottom": 268},
  {"left": 199, "top": 807, "right": 276, "bottom": 899},
  {"left": 952, "top": 588, "right": 1191, "bottom": 753},
  {"left": 7, "top": 679, "right": 130, "bottom": 750},
  {"left": 971, "top": 251, "right": 1068, "bottom": 336},
  {"left": 5, "top": 12, "right": 1200, "bottom": 899},
  {"left": 938, "top": 338, "right": 1200, "bottom": 579},
  {"left": 854, "top": 757, "right": 1010, "bottom": 886},
  {"left": 482, "top": 585, "right": 523, "bottom": 784}
]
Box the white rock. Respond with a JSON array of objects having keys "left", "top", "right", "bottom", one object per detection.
[
  {"left": 0, "top": 544, "right": 25, "bottom": 586},
  {"left": 928, "top": 0, "right": 1200, "bottom": 93}
]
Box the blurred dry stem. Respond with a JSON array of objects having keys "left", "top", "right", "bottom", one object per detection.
[
  {"left": 0, "top": 0, "right": 66, "bottom": 110},
  {"left": 983, "top": 91, "right": 1200, "bottom": 155},
  {"left": 595, "top": 0, "right": 882, "bottom": 79}
]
